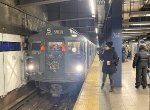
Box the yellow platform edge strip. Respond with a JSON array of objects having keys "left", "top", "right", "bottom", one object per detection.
[{"left": 73, "top": 56, "right": 100, "bottom": 110}]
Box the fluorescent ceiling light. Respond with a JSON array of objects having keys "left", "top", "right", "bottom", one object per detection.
[
  {"left": 146, "top": 14, "right": 150, "bottom": 16},
  {"left": 122, "top": 35, "right": 136, "bottom": 39},
  {"left": 122, "top": 31, "right": 143, "bottom": 34},
  {"left": 89, "top": 0, "right": 95, "bottom": 17},
  {"left": 123, "top": 27, "right": 150, "bottom": 31},
  {"left": 122, "top": 35, "right": 134, "bottom": 38},
  {"left": 109, "top": 0, "right": 112, "bottom": 4},
  {"left": 95, "top": 28, "right": 98, "bottom": 34},
  {"left": 123, "top": 21, "right": 150, "bottom": 26},
  {"left": 72, "top": 34, "right": 77, "bottom": 37},
  {"left": 132, "top": 23, "right": 150, "bottom": 26},
  {"left": 122, "top": 30, "right": 150, "bottom": 33},
  {"left": 131, "top": 23, "right": 150, "bottom": 26},
  {"left": 122, "top": 34, "right": 141, "bottom": 37},
  {"left": 130, "top": 11, "right": 150, "bottom": 17}
]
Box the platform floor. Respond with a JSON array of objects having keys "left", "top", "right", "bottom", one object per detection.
[{"left": 73, "top": 56, "right": 149, "bottom": 110}]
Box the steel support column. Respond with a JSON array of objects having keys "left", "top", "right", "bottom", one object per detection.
[
  {"left": 103, "top": 0, "right": 112, "bottom": 42},
  {"left": 111, "top": 0, "right": 122, "bottom": 87}
]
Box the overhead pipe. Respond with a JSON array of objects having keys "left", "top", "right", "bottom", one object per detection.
[
  {"left": 123, "top": 27, "right": 150, "bottom": 30},
  {"left": 122, "top": 31, "right": 144, "bottom": 34},
  {"left": 144, "top": 0, "right": 150, "bottom": 5},
  {"left": 123, "top": 30, "right": 150, "bottom": 33},
  {"left": 89, "top": 0, "right": 96, "bottom": 17},
  {"left": 130, "top": 11, "right": 150, "bottom": 17},
  {"left": 123, "top": 21, "right": 150, "bottom": 26},
  {"left": 96, "top": 0, "right": 105, "bottom": 26},
  {"left": 122, "top": 35, "right": 137, "bottom": 38},
  {"left": 18, "top": 0, "right": 71, "bottom": 6},
  {"left": 122, "top": 33, "right": 146, "bottom": 37},
  {"left": 122, "top": 36, "right": 137, "bottom": 40},
  {"left": 48, "top": 17, "right": 94, "bottom": 22},
  {"left": 102, "top": 0, "right": 112, "bottom": 35},
  {"left": 123, "top": 2, "right": 144, "bottom": 13}
]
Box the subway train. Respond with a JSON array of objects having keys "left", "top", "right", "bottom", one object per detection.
[{"left": 26, "top": 26, "right": 96, "bottom": 96}]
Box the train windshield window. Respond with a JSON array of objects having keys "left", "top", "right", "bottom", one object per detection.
[
  {"left": 48, "top": 42, "right": 66, "bottom": 51},
  {"left": 32, "top": 42, "right": 41, "bottom": 51},
  {"left": 67, "top": 42, "right": 80, "bottom": 54}
]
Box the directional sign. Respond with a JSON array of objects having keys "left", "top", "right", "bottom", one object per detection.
[{"left": 112, "top": 32, "right": 121, "bottom": 38}]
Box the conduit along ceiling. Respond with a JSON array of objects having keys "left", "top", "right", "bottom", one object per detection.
[
  {"left": 17, "top": 0, "right": 105, "bottom": 44},
  {"left": 122, "top": 0, "right": 150, "bottom": 41}
]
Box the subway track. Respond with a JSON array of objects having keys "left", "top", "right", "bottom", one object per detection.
[
  {"left": 4, "top": 84, "right": 82, "bottom": 110},
  {"left": 17, "top": 93, "right": 76, "bottom": 110}
]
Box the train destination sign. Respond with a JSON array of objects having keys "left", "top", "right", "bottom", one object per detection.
[{"left": 46, "top": 28, "right": 64, "bottom": 36}]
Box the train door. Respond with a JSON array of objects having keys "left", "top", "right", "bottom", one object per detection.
[
  {"left": 89, "top": 44, "right": 92, "bottom": 64},
  {"left": 64, "top": 40, "right": 82, "bottom": 74},
  {"left": 87, "top": 42, "right": 90, "bottom": 68},
  {"left": 45, "top": 39, "right": 65, "bottom": 76},
  {"left": 83, "top": 40, "right": 88, "bottom": 73},
  {"left": 30, "top": 41, "right": 41, "bottom": 73}
]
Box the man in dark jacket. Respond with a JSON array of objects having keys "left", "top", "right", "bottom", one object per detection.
[
  {"left": 133, "top": 45, "right": 150, "bottom": 89},
  {"left": 100, "top": 42, "right": 118, "bottom": 92}
]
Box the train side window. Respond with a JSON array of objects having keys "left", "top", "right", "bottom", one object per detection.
[
  {"left": 83, "top": 43, "right": 86, "bottom": 54},
  {"left": 48, "top": 42, "right": 64, "bottom": 51},
  {"left": 31, "top": 42, "right": 41, "bottom": 51},
  {"left": 90, "top": 44, "right": 92, "bottom": 55},
  {"left": 80, "top": 42, "right": 84, "bottom": 55},
  {"left": 67, "top": 42, "right": 80, "bottom": 54}
]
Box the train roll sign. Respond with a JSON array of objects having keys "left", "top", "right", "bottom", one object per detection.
[{"left": 46, "top": 28, "right": 64, "bottom": 36}]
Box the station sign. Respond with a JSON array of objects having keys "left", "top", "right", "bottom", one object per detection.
[
  {"left": 112, "top": 32, "right": 121, "bottom": 38},
  {"left": 0, "top": 42, "right": 21, "bottom": 51}
]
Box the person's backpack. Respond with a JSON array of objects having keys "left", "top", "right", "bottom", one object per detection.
[{"left": 112, "top": 49, "right": 119, "bottom": 66}]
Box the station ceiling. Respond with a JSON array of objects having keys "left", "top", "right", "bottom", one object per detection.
[
  {"left": 123, "top": 0, "right": 150, "bottom": 41},
  {"left": 15, "top": 0, "right": 150, "bottom": 42},
  {"left": 17, "top": 0, "right": 105, "bottom": 43}
]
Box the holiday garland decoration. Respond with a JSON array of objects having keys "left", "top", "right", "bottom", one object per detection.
[
  {"left": 47, "top": 44, "right": 64, "bottom": 72},
  {"left": 47, "top": 59, "right": 59, "bottom": 72}
]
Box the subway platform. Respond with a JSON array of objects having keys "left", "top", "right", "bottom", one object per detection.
[{"left": 73, "top": 56, "right": 149, "bottom": 110}]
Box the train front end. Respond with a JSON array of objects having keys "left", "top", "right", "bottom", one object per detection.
[{"left": 26, "top": 27, "right": 87, "bottom": 96}]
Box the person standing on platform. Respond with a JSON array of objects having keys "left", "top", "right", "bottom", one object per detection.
[
  {"left": 100, "top": 42, "right": 118, "bottom": 92},
  {"left": 133, "top": 45, "right": 150, "bottom": 89},
  {"left": 122, "top": 45, "right": 126, "bottom": 62},
  {"left": 125, "top": 45, "right": 129, "bottom": 62}
]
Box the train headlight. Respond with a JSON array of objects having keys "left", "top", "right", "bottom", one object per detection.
[
  {"left": 27, "top": 64, "right": 35, "bottom": 72},
  {"left": 72, "top": 47, "right": 77, "bottom": 53},
  {"left": 28, "top": 64, "right": 35, "bottom": 71},
  {"left": 76, "top": 64, "right": 83, "bottom": 72}
]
